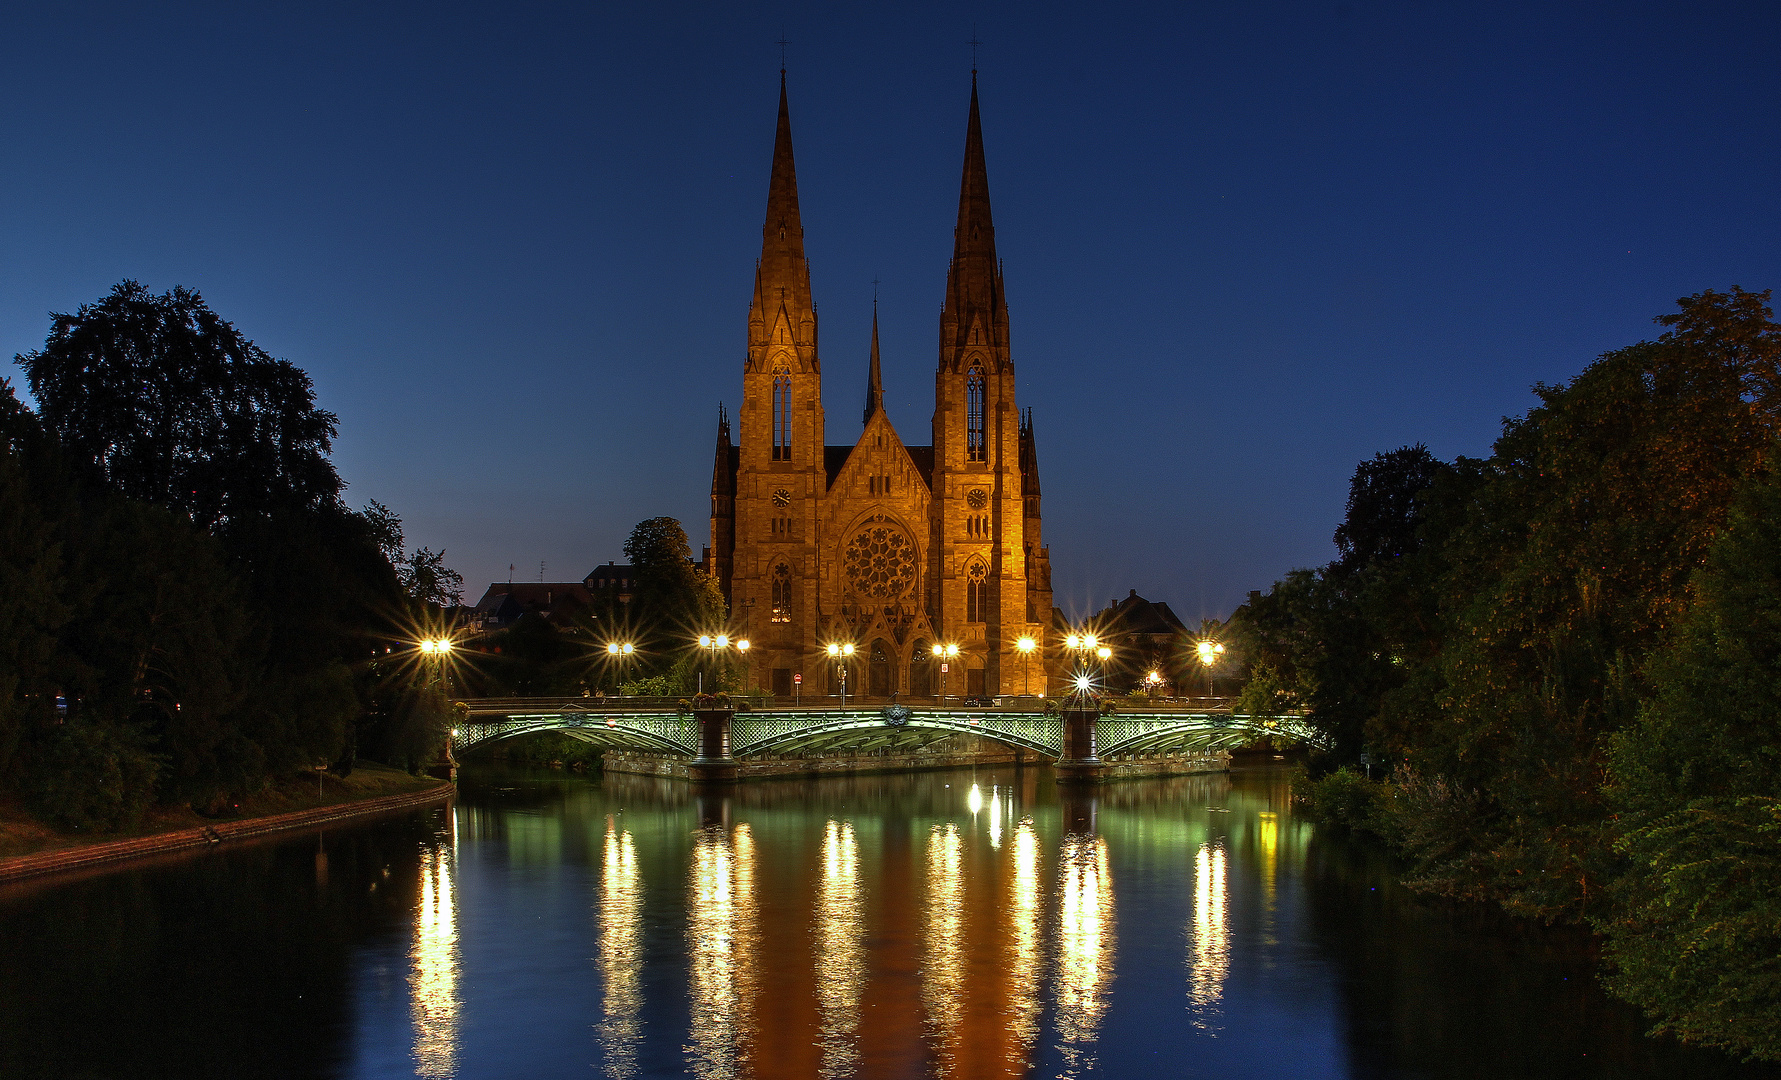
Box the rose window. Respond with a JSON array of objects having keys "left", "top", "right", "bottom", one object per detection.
[{"left": 844, "top": 526, "right": 916, "bottom": 599}]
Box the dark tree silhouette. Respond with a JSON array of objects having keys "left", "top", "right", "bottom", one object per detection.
[{"left": 16, "top": 280, "right": 343, "bottom": 530}]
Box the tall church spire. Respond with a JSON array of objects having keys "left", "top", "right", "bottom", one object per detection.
[
  {"left": 863, "top": 301, "right": 883, "bottom": 424},
  {"left": 940, "top": 72, "right": 1008, "bottom": 365},
  {"left": 750, "top": 72, "right": 816, "bottom": 355}
]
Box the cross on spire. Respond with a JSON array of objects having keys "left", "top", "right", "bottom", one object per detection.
[
  {"left": 777, "top": 32, "right": 790, "bottom": 73},
  {"left": 967, "top": 26, "right": 982, "bottom": 72}
]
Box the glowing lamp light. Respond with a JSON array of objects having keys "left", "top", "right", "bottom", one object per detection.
[
  {"left": 607, "top": 642, "right": 620, "bottom": 655},
  {"left": 1064, "top": 633, "right": 1081, "bottom": 650},
  {"left": 1016, "top": 636, "right": 1036, "bottom": 654},
  {"left": 715, "top": 634, "right": 729, "bottom": 648},
  {"left": 450, "top": 728, "right": 459, "bottom": 738},
  {"left": 1196, "top": 640, "right": 1226, "bottom": 666},
  {"left": 737, "top": 639, "right": 750, "bottom": 652},
  {"left": 622, "top": 642, "right": 634, "bottom": 655},
  {"left": 1147, "top": 670, "right": 1162, "bottom": 684},
  {"left": 1083, "top": 634, "right": 1098, "bottom": 649},
  {"left": 699, "top": 634, "right": 713, "bottom": 648},
  {"left": 827, "top": 642, "right": 839, "bottom": 657},
  {"left": 1074, "top": 675, "right": 1093, "bottom": 692},
  {"left": 1097, "top": 646, "right": 1111, "bottom": 660},
  {"left": 842, "top": 643, "right": 855, "bottom": 657}
]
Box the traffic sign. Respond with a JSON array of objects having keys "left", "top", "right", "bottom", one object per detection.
[{"left": 793, "top": 673, "right": 802, "bottom": 684}]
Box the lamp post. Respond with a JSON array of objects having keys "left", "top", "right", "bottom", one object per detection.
[
  {"left": 826, "top": 641, "right": 856, "bottom": 708},
  {"left": 604, "top": 640, "right": 635, "bottom": 694},
  {"left": 1195, "top": 639, "right": 1226, "bottom": 699},
  {"left": 1015, "top": 636, "right": 1036, "bottom": 697},
  {"left": 931, "top": 642, "right": 960, "bottom": 702},
  {"left": 1146, "top": 669, "right": 1164, "bottom": 698},
  {"left": 698, "top": 634, "right": 748, "bottom": 695}
]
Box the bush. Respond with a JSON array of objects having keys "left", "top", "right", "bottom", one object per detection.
[
  {"left": 23, "top": 720, "right": 162, "bottom": 831},
  {"left": 1293, "top": 766, "right": 1380, "bottom": 831}
]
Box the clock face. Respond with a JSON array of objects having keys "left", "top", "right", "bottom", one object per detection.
[
  {"left": 965, "top": 488, "right": 989, "bottom": 510},
  {"left": 772, "top": 488, "right": 792, "bottom": 507}
]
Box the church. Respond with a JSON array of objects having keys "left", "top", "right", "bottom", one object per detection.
[{"left": 708, "top": 72, "right": 1054, "bottom": 701}]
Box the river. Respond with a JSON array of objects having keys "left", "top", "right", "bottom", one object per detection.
[{"left": 1, "top": 764, "right": 1774, "bottom": 1080}]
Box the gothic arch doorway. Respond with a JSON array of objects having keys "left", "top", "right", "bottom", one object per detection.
[
  {"left": 910, "top": 640, "right": 934, "bottom": 698},
  {"left": 868, "top": 640, "right": 892, "bottom": 698}
]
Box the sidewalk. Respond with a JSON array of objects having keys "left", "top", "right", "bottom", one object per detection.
[{"left": 0, "top": 775, "right": 454, "bottom": 885}]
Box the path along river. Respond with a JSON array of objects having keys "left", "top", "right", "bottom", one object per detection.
[{"left": 2, "top": 764, "right": 1776, "bottom": 1080}]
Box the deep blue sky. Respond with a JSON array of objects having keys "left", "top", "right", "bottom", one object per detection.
[{"left": 5, "top": 2, "right": 1779, "bottom": 622}]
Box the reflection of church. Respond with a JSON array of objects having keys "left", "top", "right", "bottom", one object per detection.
[{"left": 709, "top": 73, "right": 1052, "bottom": 699}]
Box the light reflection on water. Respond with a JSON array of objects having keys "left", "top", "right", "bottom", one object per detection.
[
  {"left": 814, "top": 820, "right": 866, "bottom": 1078},
  {"left": 1005, "top": 818, "right": 1044, "bottom": 1070},
  {"left": 1189, "top": 840, "right": 1231, "bottom": 1028},
  {"left": 410, "top": 835, "right": 459, "bottom": 1078},
  {"left": 921, "top": 820, "right": 968, "bottom": 1072},
  {"left": 687, "top": 821, "right": 758, "bottom": 1078},
  {"left": 597, "top": 816, "right": 643, "bottom": 1079},
  {"left": 1053, "top": 832, "right": 1115, "bottom": 1075}
]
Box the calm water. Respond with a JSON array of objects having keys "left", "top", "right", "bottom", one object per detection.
[{"left": 2, "top": 765, "right": 1775, "bottom": 1080}]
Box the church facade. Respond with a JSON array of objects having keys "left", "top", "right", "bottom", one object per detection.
[{"left": 709, "top": 73, "right": 1053, "bottom": 700}]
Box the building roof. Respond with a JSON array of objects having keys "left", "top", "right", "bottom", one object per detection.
[
  {"left": 1099, "top": 589, "right": 1189, "bottom": 637},
  {"left": 471, "top": 582, "right": 595, "bottom": 627}
]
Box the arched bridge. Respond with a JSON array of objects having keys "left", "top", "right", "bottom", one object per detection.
[{"left": 453, "top": 698, "right": 1322, "bottom": 768}]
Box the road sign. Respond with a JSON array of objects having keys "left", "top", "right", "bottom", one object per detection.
[
  {"left": 793, "top": 673, "right": 802, "bottom": 684},
  {"left": 940, "top": 664, "right": 949, "bottom": 673}
]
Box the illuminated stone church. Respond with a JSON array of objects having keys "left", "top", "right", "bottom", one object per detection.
[{"left": 708, "top": 72, "right": 1053, "bottom": 700}]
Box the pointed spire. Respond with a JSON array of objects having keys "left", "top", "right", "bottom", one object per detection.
[
  {"left": 864, "top": 300, "right": 884, "bottom": 425},
  {"left": 954, "top": 72, "right": 996, "bottom": 265},
  {"left": 941, "top": 72, "right": 1007, "bottom": 363},
  {"left": 752, "top": 72, "right": 814, "bottom": 346}
]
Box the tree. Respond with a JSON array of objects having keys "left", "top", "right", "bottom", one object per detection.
[
  {"left": 622, "top": 517, "right": 727, "bottom": 679},
  {"left": 1382, "top": 287, "right": 1781, "bottom": 920},
  {"left": 401, "top": 548, "right": 465, "bottom": 609},
  {"left": 16, "top": 281, "right": 344, "bottom": 530},
  {"left": 1598, "top": 461, "right": 1781, "bottom": 1061},
  {"left": 1234, "top": 445, "right": 1455, "bottom": 769}
]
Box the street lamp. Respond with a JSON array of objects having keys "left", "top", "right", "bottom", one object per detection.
[
  {"left": 826, "top": 641, "right": 856, "bottom": 707},
  {"left": 1146, "top": 669, "right": 1164, "bottom": 698},
  {"left": 1195, "top": 639, "right": 1226, "bottom": 698},
  {"left": 931, "top": 642, "right": 960, "bottom": 702},
  {"left": 1015, "top": 636, "right": 1036, "bottom": 696},
  {"left": 698, "top": 634, "right": 743, "bottom": 694},
  {"left": 604, "top": 640, "right": 636, "bottom": 695}
]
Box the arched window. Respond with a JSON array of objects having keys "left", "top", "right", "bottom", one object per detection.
[
  {"left": 770, "top": 562, "right": 792, "bottom": 622},
  {"left": 966, "top": 367, "right": 986, "bottom": 462},
  {"left": 966, "top": 560, "right": 988, "bottom": 623},
  {"left": 772, "top": 367, "right": 792, "bottom": 461}
]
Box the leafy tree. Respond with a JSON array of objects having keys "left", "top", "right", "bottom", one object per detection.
[
  {"left": 401, "top": 547, "right": 465, "bottom": 609},
  {"left": 1597, "top": 461, "right": 1781, "bottom": 1061},
  {"left": 1333, "top": 444, "right": 1449, "bottom": 575},
  {"left": 16, "top": 281, "right": 343, "bottom": 530},
  {"left": 1389, "top": 288, "right": 1781, "bottom": 920},
  {"left": 1235, "top": 444, "right": 1454, "bottom": 768},
  {"left": 622, "top": 516, "right": 726, "bottom": 677}
]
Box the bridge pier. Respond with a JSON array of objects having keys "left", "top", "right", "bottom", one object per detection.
[
  {"left": 687, "top": 708, "right": 738, "bottom": 783},
  {"left": 1054, "top": 708, "right": 1110, "bottom": 783}
]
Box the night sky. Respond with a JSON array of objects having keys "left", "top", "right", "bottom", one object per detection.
[{"left": 5, "top": 2, "right": 1779, "bottom": 623}]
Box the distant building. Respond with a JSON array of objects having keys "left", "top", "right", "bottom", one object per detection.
[
  {"left": 1091, "top": 590, "right": 1194, "bottom": 693},
  {"left": 469, "top": 582, "right": 594, "bottom": 631},
  {"left": 582, "top": 563, "right": 636, "bottom": 604}
]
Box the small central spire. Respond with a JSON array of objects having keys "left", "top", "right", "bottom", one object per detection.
[{"left": 864, "top": 300, "right": 883, "bottom": 425}]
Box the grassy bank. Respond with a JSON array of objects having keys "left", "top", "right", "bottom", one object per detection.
[{"left": 0, "top": 761, "right": 440, "bottom": 861}]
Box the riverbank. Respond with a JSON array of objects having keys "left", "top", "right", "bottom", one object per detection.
[{"left": 0, "top": 762, "right": 452, "bottom": 884}]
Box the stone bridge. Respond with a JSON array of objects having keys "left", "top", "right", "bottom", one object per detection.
[{"left": 452, "top": 698, "right": 1321, "bottom": 782}]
